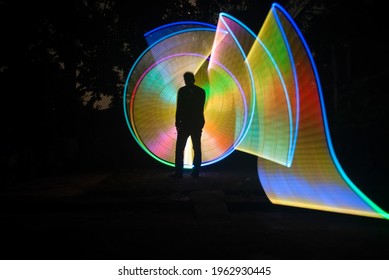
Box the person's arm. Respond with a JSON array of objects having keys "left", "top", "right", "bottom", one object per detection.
[
  {"left": 201, "top": 88, "right": 206, "bottom": 109},
  {"left": 175, "top": 89, "right": 182, "bottom": 129},
  {"left": 200, "top": 88, "right": 206, "bottom": 128}
]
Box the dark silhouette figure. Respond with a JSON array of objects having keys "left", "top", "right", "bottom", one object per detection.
[{"left": 170, "top": 72, "right": 206, "bottom": 178}]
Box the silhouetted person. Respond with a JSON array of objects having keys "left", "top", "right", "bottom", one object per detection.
[{"left": 170, "top": 72, "right": 206, "bottom": 178}]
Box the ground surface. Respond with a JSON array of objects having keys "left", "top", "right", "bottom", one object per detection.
[{"left": 1, "top": 153, "right": 388, "bottom": 260}]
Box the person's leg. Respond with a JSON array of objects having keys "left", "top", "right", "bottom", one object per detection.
[
  {"left": 191, "top": 129, "right": 202, "bottom": 177},
  {"left": 174, "top": 128, "right": 189, "bottom": 176}
]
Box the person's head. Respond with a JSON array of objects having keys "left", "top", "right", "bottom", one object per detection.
[{"left": 183, "top": 72, "right": 195, "bottom": 85}]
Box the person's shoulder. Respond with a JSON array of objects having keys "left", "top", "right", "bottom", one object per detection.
[{"left": 194, "top": 84, "right": 205, "bottom": 92}]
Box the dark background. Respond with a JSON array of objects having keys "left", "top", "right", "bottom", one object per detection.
[
  {"left": 0, "top": 0, "right": 389, "bottom": 261},
  {"left": 0, "top": 0, "right": 388, "bottom": 208}
]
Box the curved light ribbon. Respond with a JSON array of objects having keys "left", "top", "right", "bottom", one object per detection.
[
  {"left": 256, "top": 3, "right": 388, "bottom": 219},
  {"left": 123, "top": 3, "right": 388, "bottom": 219}
]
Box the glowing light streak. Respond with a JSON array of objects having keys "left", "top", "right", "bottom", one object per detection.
[{"left": 123, "top": 3, "right": 388, "bottom": 219}]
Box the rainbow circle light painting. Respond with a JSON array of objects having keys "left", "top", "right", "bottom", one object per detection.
[{"left": 123, "top": 3, "right": 389, "bottom": 219}]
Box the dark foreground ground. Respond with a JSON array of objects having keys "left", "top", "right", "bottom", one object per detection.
[{"left": 1, "top": 152, "right": 388, "bottom": 260}]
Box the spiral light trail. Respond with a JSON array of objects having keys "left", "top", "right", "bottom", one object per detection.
[{"left": 123, "top": 3, "right": 388, "bottom": 219}]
